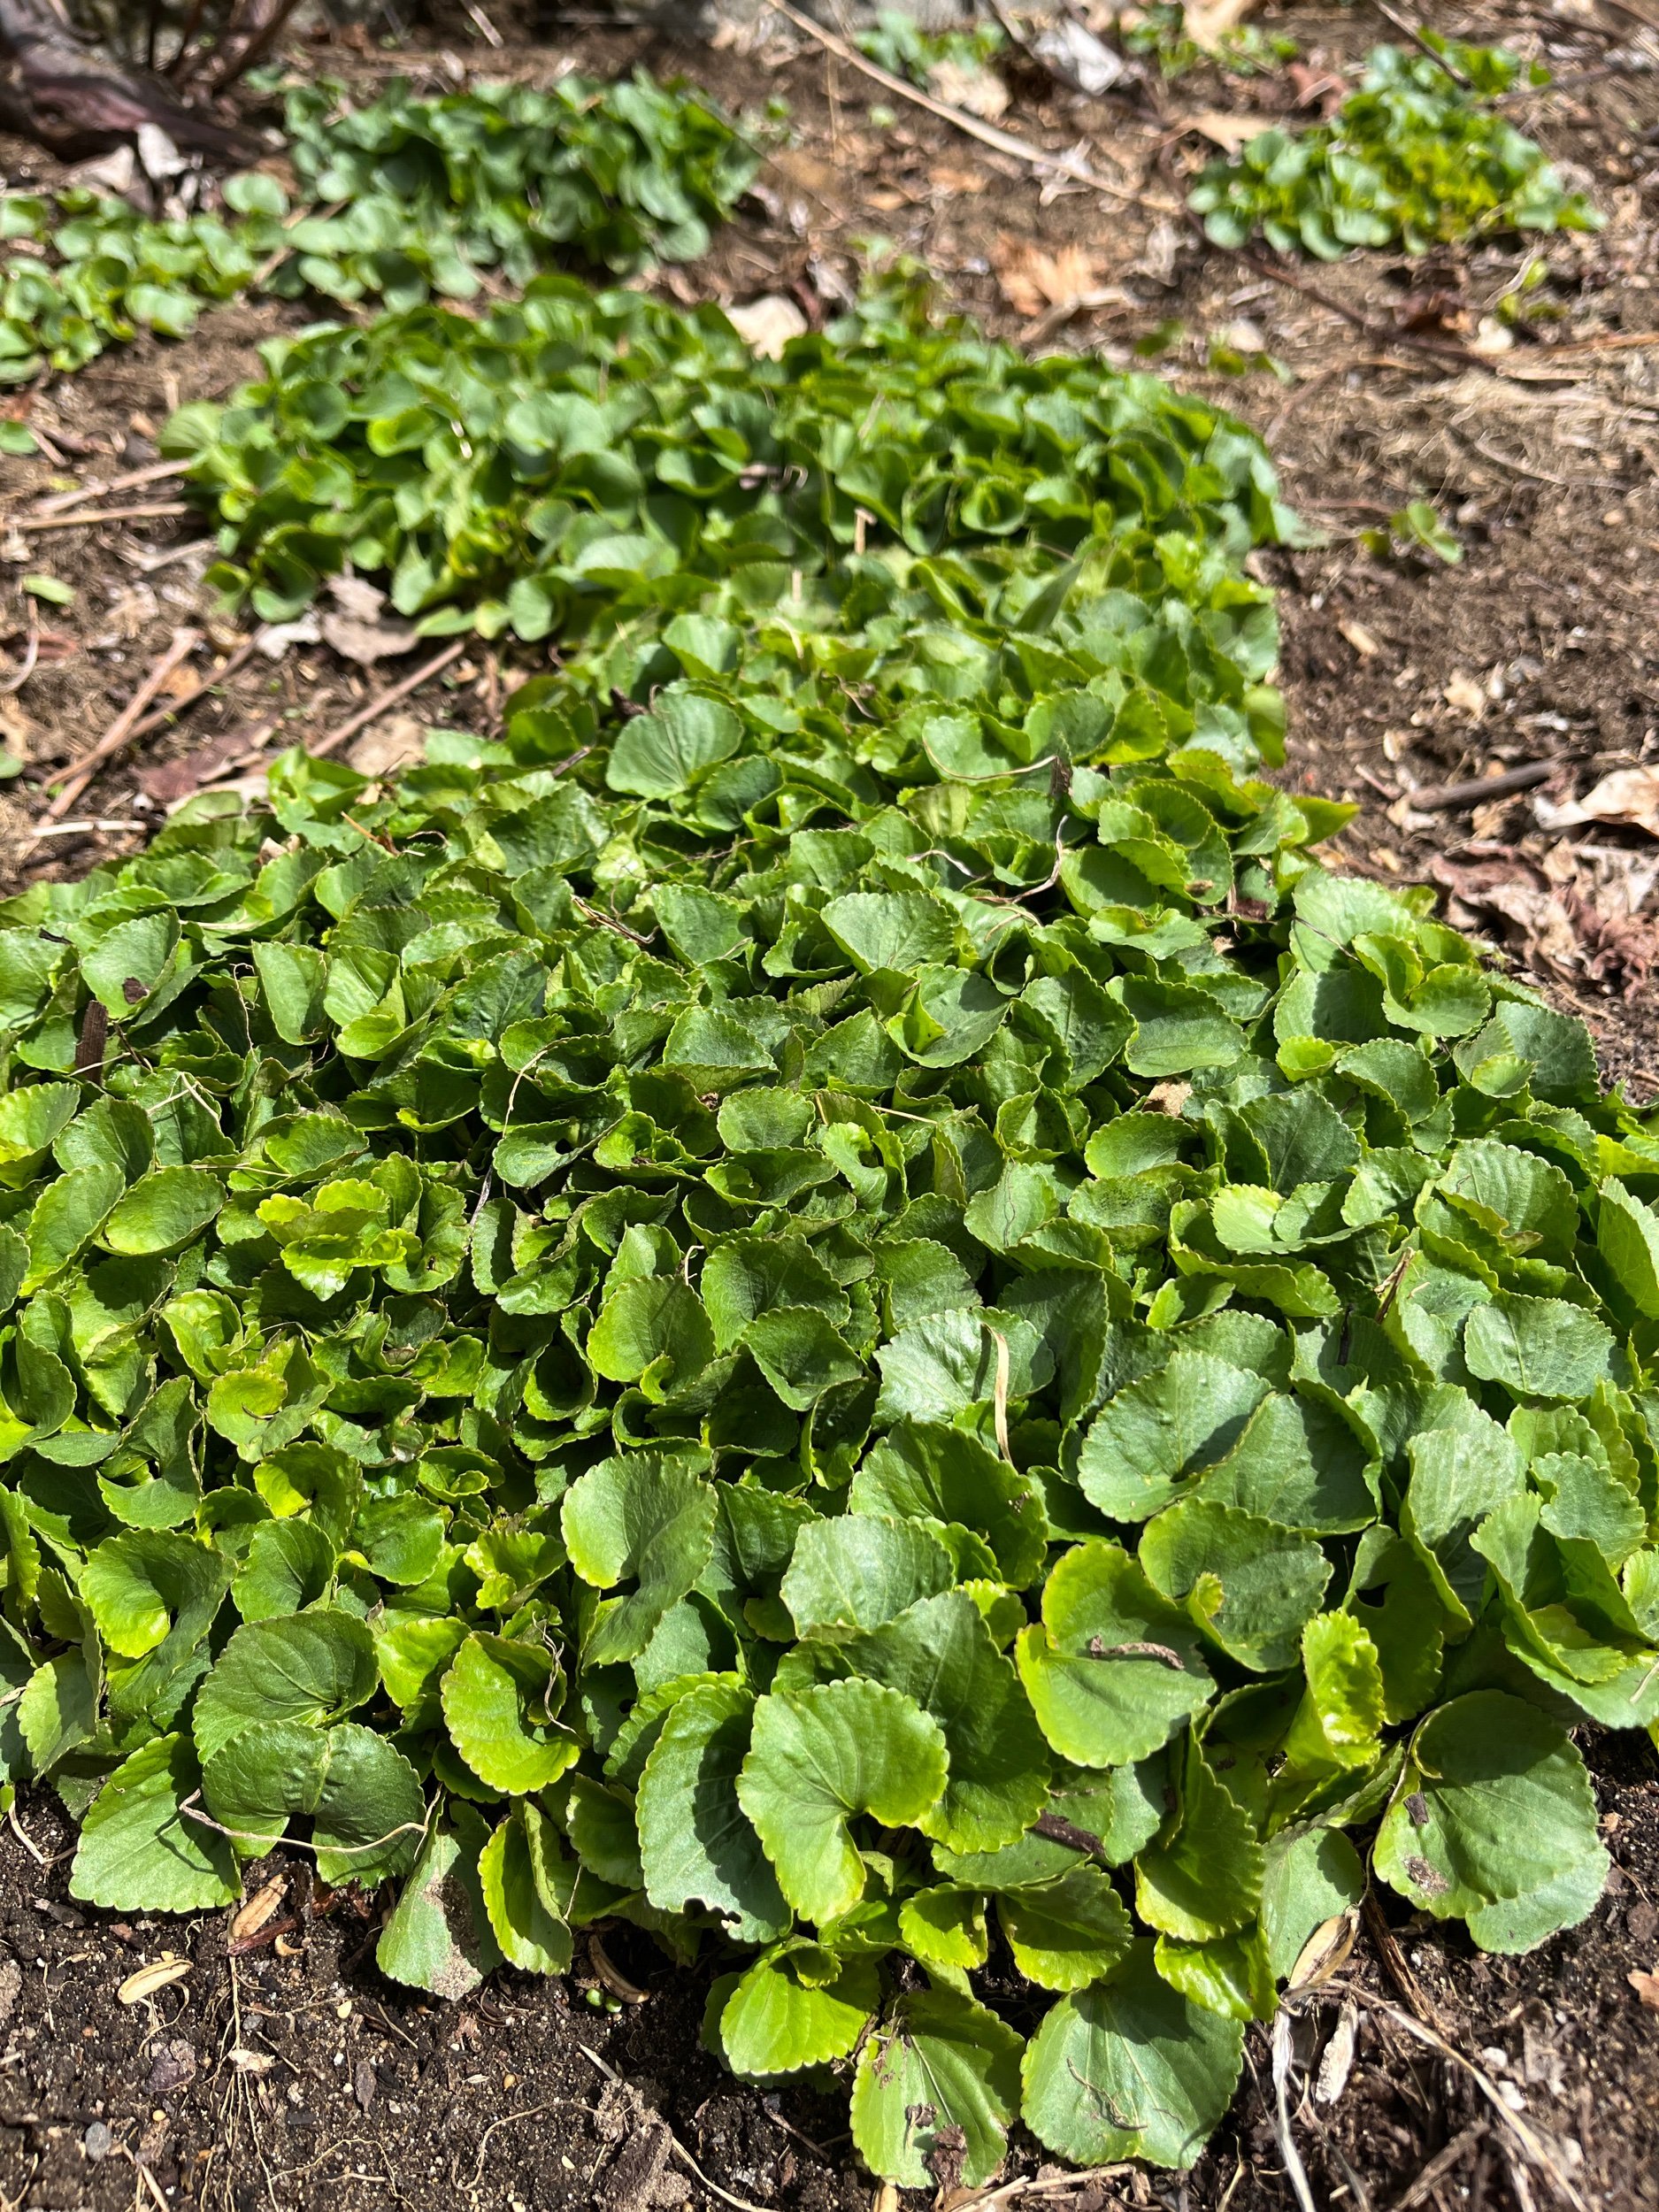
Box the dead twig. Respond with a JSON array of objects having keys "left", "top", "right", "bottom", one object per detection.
[
  {"left": 23, "top": 457, "right": 191, "bottom": 518},
  {"left": 0, "top": 601, "right": 37, "bottom": 695},
  {"left": 126, "top": 636, "right": 259, "bottom": 747},
  {"left": 1407, "top": 760, "right": 1567, "bottom": 812},
  {"left": 1395, "top": 2123, "right": 1488, "bottom": 2212},
  {"left": 1346, "top": 1989, "right": 1589, "bottom": 2212},
  {"left": 1361, "top": 1895, "right": 1445, "bottom": 2029},
  {"left": 44, "top": 626, "right": 200, "bottom": 822},
  {"left": 1270, "top": 2009, "right": 1320, "bottom": 2212},
  {"left": 769, "top": 0, "right": 1174, "bottom": 211},
  {"left": 13, "top": 502, "right": 192, "bottom": 534},
  {"left": 307, "top": 638, "right": 469, "bottom": 760}
]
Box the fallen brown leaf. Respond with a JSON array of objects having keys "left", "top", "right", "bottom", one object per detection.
[
  {"left": 349, "top": 711, "right": 427, "bottom": 783},
  {"left": 1288, "top": 1909, "right": 1358, "bottom": 1993},
  {"left": 1443, "top": 671, "right": 1486, "bottom": 719},
  {"left": 1181, "top": 110, "right": 1273, "bottom": 154},
  {"left": 317, "top": 574, "right": 418, "bottom": 665},
  {"left": 928, "top": 57, "right": 1009, "bottom": 121},
  {"left": 118, "top": 1958, "right": 190, "bottom": 2005},
  {"left": 228, "top": 1874, "right": 287, "bottom": 1947},
  {"left": 992, "top": 234, "right": 1118, "bottom": 326},
  {"left": 1630, "top": 1967, "right": 1659, "bottom": 2010},
  {"left": 928, "top": 161, "right": 989, "bottom": 196},
  {"left": 1186, "top": 0, "right": 1258, "bottom": 43},
  {"left": 726, "top": 294, "right": 809, "bottom": 359},
  {"left": 1539, "top": 764, "right": 1659, "bottom": 841}
]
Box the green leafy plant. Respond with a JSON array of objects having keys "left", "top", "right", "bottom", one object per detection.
[
  {"left": 854, "top": 9, "right": 1006, "bottom": 88},
  {"left": 0, "top": 280, "right": 1641, "bottom": 2190},
  {"left": 0, "top": 71, "right": 764, "bottom": 387},
  {"left": 1120, "top": 3, "right": 1298, "bottom": 81},
  {"left": 0, "top": 190, "right": 268, "bottom": 385},
  {"left": 1190, "top": 42, "right": 1600, "bottom": 258},
  {"left": 269, "top": 71, "right": 771, "bottom": 302},
  {"left": 160, "top": 273, "right": 1300, "bottom": 641},
  {"left": 1363, "top": 498, "right": 1462, "bottom": 566}
]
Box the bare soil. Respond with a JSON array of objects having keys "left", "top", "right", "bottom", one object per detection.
[{"left": 0, "top": 2, "right": 1655, "bottom": 2207}]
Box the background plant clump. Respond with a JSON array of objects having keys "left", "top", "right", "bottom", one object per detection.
[
  {"left": 0, "top": 266, "right": 1647, "bottom": 2188},
  {"left": 0, "top": 69, "right": 767, "bottom": 386},
  {"left": 1191, "top": 39, "right": 1601, "bottom": 258}
]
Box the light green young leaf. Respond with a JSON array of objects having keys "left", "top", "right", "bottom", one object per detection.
[
  {"left": 717, "top": 1949, "right": 880, "bottom": 2078},
  {"left": 441, "top": 1630, "right": 578, "bottom": 1794},
  {"left": 1015, "top": 1540, "right": 1213, "bottom": 1768},
  {"left": 736, "top": 1678, "right": 948, "bottom": 1924}
]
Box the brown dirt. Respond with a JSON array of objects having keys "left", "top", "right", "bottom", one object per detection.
[{"left": 0, "top": 2, "right": 1657, "bottom": 2208}]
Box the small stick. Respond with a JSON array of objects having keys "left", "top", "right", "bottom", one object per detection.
[
  {"left": 0, "top": 603, "right": 38, "bottom": 696},
  {"left": 24, "top": 457, "right": 191, "bottom": 518},
  {"left": 126, "top": 636, "right": 259, "bottom": 745},
  {"left": 769, "top": 0, "right": 1173, "bottom": 212},
  {"left": 43, "top": 626, "right": 201, "bottom": 822},
  {"left": 32, "top": 820, "right": 147, "bottom": 837},
  {"left": 1395, "top": 2124, "right": 1487, "bottom": 2212},
  {"left": 307, "top": 637, "right": 468, "bottom": 759},
  {"left": 13, "top": 502, "right": 192, "bottom": 534},
  {"left": 1345, "top": 1988, "right": 1589, "bottom": 2212},
  {"left": 1407, "top": 759, "right": 1563, "bottom": 811}
]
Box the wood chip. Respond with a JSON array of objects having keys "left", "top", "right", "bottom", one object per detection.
[
  {"left": 1630, "top": 1966, "right": 1659, "bottom": 2010},
  {"left": 117, "top": 1958, "right": 190, "bottom": 2005}
]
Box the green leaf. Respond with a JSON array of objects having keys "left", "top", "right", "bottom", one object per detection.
[
  {"left": 1374, "top": 1691, "right": 1604, "bottom": 1926},
  {"left": 193, "top": 1609, "right": 378, "bottom": 1763},
  {"left": 1021, "top": 1941, "right": 1245, "bottom": 2170},
  {"left": 81, "top": 1529, "right": 228, "bottom": 1659},
  {"left": 587, "top": 1278, "right": 714, "bottom": 1390},
  {"left": 1463, "top": 1294, "right": 1615, "bottom": 1402},
  {"left": 605, "top": 687, "right": 742, "bottom": 797},
  {"left": 1078, "top": 1353, "right": 1270, "bottom": 1523},
  {"left": 562, "top": 1453, "right": 717, "bottom": 1666},
  {"left": 1261, "top": 1826, "right": 1365, "bottom": 1978},
  {"left": 70, "top": 1734, "right": 238, "bottom": 1912},
  {"left": 717, "top": 1950, "right": 880, "bottom": 2077},
  {"left": 1016, "top": 1540, "right": 1214, "bottom": 1768},
  {"left": 851, "top": 1985, "right": 1023, "bottom": 2189},
  {"left": 378, "top": 1805, "right": 503, "bottom": 1997},
  {"left": 1139, "top": 1499, "right": 1330, "bottom": 1672},
  {"left": 841, "top": 1590, "right": 1052, "bottom": 1854},
  {"left": 780, "top": 1514, "right": 955, "bottom": 1639},
  {"left": 636, "top": 1679, "right": 789, "bottom": 1941},
  {"left": 1134, "top": 1732, "right": 1263, "bottom": 1941},
  {"left": 737, "top": 1679, "right": 948, "bottom": 1923},
  {"left": 442, "top": 1630, "right": 578, "bottom": 1793},
  {"left": 480, "top": 1801, "right": 573, "bottom": 1973},
  {"left": 996, "top": 1864, "right": 1133, "bottom": 1991}
]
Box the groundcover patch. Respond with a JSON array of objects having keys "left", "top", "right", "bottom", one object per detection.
[{"left": 0, "top": 279, "right": 1648, "bottom": 2188}]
